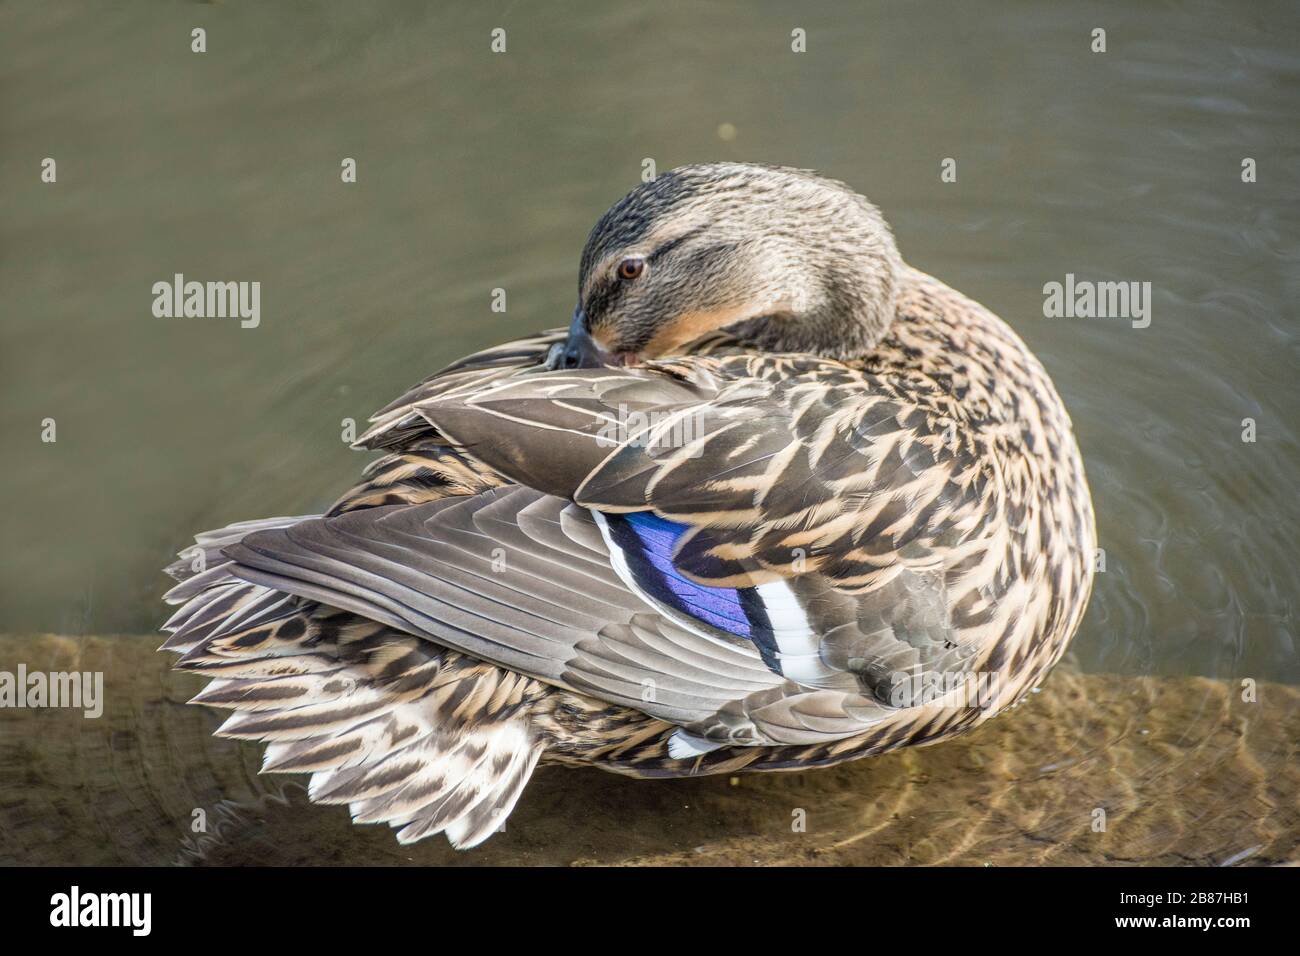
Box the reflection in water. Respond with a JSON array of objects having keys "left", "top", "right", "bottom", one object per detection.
[{"left": 0, "top": 1, "right": 1296, "bottom": 863}]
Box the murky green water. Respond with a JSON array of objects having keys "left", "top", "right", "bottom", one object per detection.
[{"left": 1, "top": 1, "right": 1297, "bottom": 864}]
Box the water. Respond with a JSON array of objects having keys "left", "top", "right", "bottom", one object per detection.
[{"left": 1, "top": 1, "right": 1297, "bottom": 864}]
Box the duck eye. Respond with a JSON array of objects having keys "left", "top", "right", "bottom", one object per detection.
[{"left": 617, "top": 257, "right": 646, "bottom": 281}]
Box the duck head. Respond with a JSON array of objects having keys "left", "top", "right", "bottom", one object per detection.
[{"left": 553, "top": 163, "right": 902, "bottom": 368}]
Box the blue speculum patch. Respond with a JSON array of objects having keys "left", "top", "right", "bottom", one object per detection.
[{"left": 603, "top": 512, "right": 781, "bottom": 672}]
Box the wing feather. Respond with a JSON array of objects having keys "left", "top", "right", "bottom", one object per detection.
[{"left": 224, "top": 489, "right": 819, "bottom": 736}]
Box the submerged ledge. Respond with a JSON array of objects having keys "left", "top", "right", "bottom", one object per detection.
[{"left": 0, "top": 633, "right": 1295, "bottom": 866}]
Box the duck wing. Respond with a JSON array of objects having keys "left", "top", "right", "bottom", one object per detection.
[
  {"left": 224, "top": 488, "right": 805, "bottom": 736},
  {"left": 420, "top": 354, "right": 999, "bottom": 688},
  {"left": 220, "top": 351, "right": 996, "bottom": 753}
]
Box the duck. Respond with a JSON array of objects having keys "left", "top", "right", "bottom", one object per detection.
[{"left": 161, "top": 163, "right": 1096, "bottom": 849}]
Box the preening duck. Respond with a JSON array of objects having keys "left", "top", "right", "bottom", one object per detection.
[{"left": 161, "top": 163, "right": 1095, "bottom": 848}]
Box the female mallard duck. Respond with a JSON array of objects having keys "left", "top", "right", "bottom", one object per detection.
[{"left": 161, "top": 163, "right": 1095, "bottom": 848}]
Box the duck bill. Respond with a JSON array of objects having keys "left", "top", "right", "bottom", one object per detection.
[{"left": 555, "top": 306, "right": 620, "bottom": 369}]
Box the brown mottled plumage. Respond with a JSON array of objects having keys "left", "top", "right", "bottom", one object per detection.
[{"left": 161, "top": 164, "right": 1095, "bottom": 847}]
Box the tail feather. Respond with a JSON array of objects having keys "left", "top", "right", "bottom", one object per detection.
[
  {"left": 328, "top": 722, "right": 545, "bottom": 848},
  {"left": 161, "top": 516, "right": 551, "bottom": 849}
]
